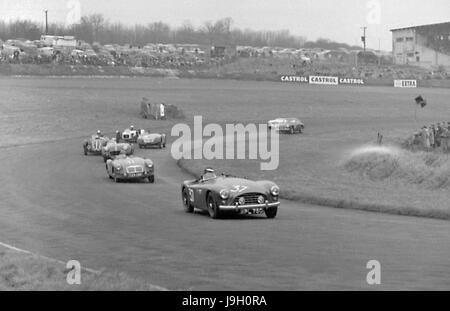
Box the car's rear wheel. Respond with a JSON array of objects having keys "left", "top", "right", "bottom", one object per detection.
[
  {"left": 265, "top": 207, "right": 278, "bottom": 219},
  {"left": 84, "top": 147, "right": 88, "bottom": 156},
  {"left": 182, "top": 189, "right": 194, "bottom": 213},
  {"left": 207, "top": 194, "right": 221, "bottom": 219},
  {"left": 148, "top": 175, "right": 154, "bottom": 183},
  {"left": 290, "top": 127, "right": 295, "bottom": 134}
]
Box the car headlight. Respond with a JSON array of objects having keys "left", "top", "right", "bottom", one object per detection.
[
  {"left": 270, "top": 185, "right": 280, "bottom": 196},
  {"left": 146, "top": 162, "right": 153, "bottom": 168},
  {"left": 220, "top": 189, "right": 229, "bottom": 200}
]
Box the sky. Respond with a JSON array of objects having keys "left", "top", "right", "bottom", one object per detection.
[{"left": 0, "top": 0, "right": 449, "bottom": 51}]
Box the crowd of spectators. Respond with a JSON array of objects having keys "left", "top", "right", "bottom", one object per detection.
[{"left": 406, "top": 123, "right": 450, "bottom": 153}]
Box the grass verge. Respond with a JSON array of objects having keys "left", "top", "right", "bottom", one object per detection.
[
  {"left": 0, "top": 247, "right": 165, "bottom": 291},
  {"left": 177, "top": 157, "right": 450, "bottom": 221}
]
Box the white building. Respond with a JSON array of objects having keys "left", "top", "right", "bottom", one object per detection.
[{"left": 391, "top": 22, "right": 450, "bottom": 68}]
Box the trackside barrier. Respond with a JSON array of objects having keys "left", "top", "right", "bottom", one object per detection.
[{"left": 280, "top": 75, "right": 450, "bottom": 88}]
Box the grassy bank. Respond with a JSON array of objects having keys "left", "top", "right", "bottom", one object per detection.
[
  {"left": 177, "top": 156, "right": 450, "bottom": 220},
  {"left": 0, "top": 247, "right": 165, "bottom": 290}
]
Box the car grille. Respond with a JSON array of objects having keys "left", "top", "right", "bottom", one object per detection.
[
  {"left": 110, "top": 150, "right": 120, "bottom": 156},
  {"left": 233, "top": 193, "right": 266, "bottom": 205},
  {"left": 126, "top": 166, "right": 144, "bottom": 174}
]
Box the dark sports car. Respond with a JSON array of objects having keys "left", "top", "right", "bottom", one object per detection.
[
  {"left": 181, "top": 169, "right": 280, "bottom": 219},
  {"left": 137, "top": 130, "right": 166, "bottom": 149},
  {"left": 83, "top": 135, "right": 109, "bottom": 155},
  {"left": 101, "top": 139, "right": 134, "bottom": 162}
]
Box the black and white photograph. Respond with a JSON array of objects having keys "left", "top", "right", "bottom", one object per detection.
[{"left": 0, "top": 0, "right": 450, "bottom": 295}]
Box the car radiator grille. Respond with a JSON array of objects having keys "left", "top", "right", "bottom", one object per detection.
[
  {"left": 126, "top": 166, "right": 144, "bottom": 174},
  {"left": 110, "top": 151, "right": 121, "bottom": 156},
  {"left": 233, "top": 193, "right": 266, "bottom": 205}
]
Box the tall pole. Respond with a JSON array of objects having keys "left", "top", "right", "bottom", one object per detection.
[
  {"left": 44, "top": 10, "right": 48, "bottom": 35},
  {"left": 361, "top": 27, "right": 367, "bottom": 52}
]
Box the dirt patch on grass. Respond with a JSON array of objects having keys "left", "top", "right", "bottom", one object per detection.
[{"left": 345, "top": 145, "right": 450, "bottom": 190}]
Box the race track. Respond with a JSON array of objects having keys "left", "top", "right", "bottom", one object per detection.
[
  {"left": 1, "top": 138, "right": 450, "bottom": 290},
  {"left": 1, "top": 76, "right": 450, "bottom": 290}
]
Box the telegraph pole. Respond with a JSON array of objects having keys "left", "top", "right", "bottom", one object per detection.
[
  {"left": 361, "top": 26, "right": 367, "bottom": 52},
  {"left": 44, "top": 10, "right": 48, "bottom": 35}
]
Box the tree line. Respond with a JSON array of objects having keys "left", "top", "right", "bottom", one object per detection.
[{"left": 0, "top": 14, "right": 361, "bottom": 50}]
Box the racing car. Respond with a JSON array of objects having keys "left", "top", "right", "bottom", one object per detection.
[
  {"left": 181, "top": 168, "right": 280, "bottom": 219},
  {"left": 268, "top": 118, "right": 304, "bottom": 134},
  {"left": 106, "top": 152, "right": 154, "bottom": 183},
  {"left": 137, "top": 130, "right": 166, "bottom": 149},
  {"left": 101, "top": 139, "right": 134, "bottom": 162},
  {"left": 121, "top": 126, "right": 139, "bottom": 143},
  {"left": 83, "top": 134, "right": 109, "bottom": 156}
]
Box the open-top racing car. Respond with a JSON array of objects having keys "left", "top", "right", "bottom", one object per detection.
[
  {"left": 181, "top": 168, "right": 280, "bottom": 219},
  {"left": 106, "top": 151, "right": 154, "bottom": 183},
  {"left": 268, "top": 118, "right": 304, "bottom": 134},
  {"left": 101, "top": 139, "right": 134, "bottom": 162},
  {"left": 121, "top": 126, "right": 139, "bottom": 143},
  {"left": 137, "top": 130, "right": 166, "bottom": 149},
  {"left": 83, "top": 132, "right": 109, "bottom": 156}
]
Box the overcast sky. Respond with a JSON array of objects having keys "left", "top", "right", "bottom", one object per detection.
[{"left": 1, "top": 0, "right": 449, "bottom": 50}]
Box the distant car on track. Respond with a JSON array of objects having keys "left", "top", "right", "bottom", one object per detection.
[
  {"left": 268, "top": 118, "right": 304, "bottom": 134},
  {"left": 101, "top": 139, "right": 134, "bottom": 162},
  {"left": 137, "top": 130, "right": 166, "bottom": 149},
  {"left": 106, "top": 153, "right": 154, "bottom": 183},
  {"left": 83, "top": 135, "right": 109, "bottom": 156},
  {"left": 181, "top": 168, "right": 280, "bottom": 219}
]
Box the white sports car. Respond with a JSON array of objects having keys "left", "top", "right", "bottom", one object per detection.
[{"left": 268, "top": 118, "right": 305, "bottom": 134}]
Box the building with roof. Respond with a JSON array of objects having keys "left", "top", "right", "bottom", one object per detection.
[{"left": 391, "top": 22, "right": 450, "bottom": 68}]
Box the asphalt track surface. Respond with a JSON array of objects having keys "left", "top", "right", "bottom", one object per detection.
[{"left": 1, "top": 137, "right": 450, "bottom": 290}]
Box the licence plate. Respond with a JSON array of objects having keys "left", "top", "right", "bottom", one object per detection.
[
  {"left": 130, "top": 173, "right": 142, "bottom": 177},
  {"left": 251, "top": 209, "right": 264, "bottom": 214}
]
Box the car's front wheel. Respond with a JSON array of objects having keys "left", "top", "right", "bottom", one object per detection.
[
  {"left": 207, "top": 194, "right": 221, "bottom": 219},
  {"left": 148, "top": 175, "right": 154, "bottom": 183},
  {"left": 182, "top": 189, "right": 194, "bottom": 213},
  {"left": 265, "top": 207, "right": 278, "bottom": 219}
]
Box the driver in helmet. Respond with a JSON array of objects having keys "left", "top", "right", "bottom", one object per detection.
[{"left": 96, "top": 130, "right": 103, "bottom": 138}]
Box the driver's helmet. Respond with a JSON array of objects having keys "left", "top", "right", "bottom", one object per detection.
[
  {"left": 202, "top": 168, "right": 216, "bottom": 180},
  {"left": 130, "top": 125, "right": 135, "bottom": 131},
  {"left": 97, "top": 130, "right": 101, "bottom": 135}
]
